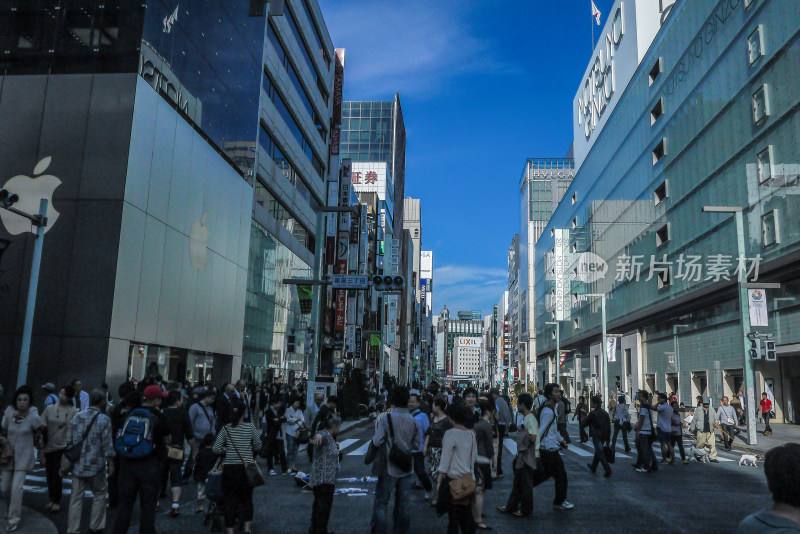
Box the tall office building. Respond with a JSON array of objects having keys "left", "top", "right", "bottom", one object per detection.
[
  {"left": 534, "top": 0, "right": 800, "bottom": 421},
  {"left": 437, "top": 306, "right": 484, "bottom": 376},
  {"left": 340, "top": 96, "right": 407, "bottom": 239},
  {"left": 0, "top": 0, "right": 336, "bottom": 390},
  {"left": 244, "top": 1, "right": 337, "bottom": 383},
  {"left": 519, "top": 159, "right": 575, "bottom": 384},
  {"left": 507, "top": 234, "right": 521, "bottom": 378},
  {"left": 421, "top": 250, "right": 434, "bottom": 382},
  {"left": 403, "top": 198, "right": 422, "bottom": 381}
]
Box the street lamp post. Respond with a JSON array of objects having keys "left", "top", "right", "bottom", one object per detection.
[
  {"left": 673, "top": 324, "right": 689, "bottom": 396},
  {"left": 5, "top": 198, "right": 49, "bottom": 389},
  {"left": 701, "top": 206, "right": 758, "bottom": 446},
  {"left": 584, "top": 293, "right": 608, "bottom": 404},
  {"left": 285, "top": 205, "right": 359, "bottom": 410}
]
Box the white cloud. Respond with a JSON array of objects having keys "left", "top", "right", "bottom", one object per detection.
[
  {"left": 318, "top": 0, "right": 518, "bottom": 98},
  {"left": 432, "top": 264, "right": 507, "bottom": 314}
]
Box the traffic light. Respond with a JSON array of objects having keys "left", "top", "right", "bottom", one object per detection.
[
  {"left": 306, "top": 332, "right": 314, "bottom": 355},
  {"left": 297, "top": 284, "right": 313, "bottom": 314},
  {"left": 765, "top": 339, "right": 777, "bottom": 361},
  {"left": 0, "top": 189, "right": 19, "bottom": 209},
  {"left": 749, "top": 337, "right": 762, "bottom": 360},
  {"left": 372, "top": 275, "right": 404, "bottom": 291},
  {"left": 287, "top": 335, "right": 296, "bottom": 353}
]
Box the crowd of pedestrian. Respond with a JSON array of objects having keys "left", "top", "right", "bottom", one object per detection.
[{"left": 0, "top": 374, "right": 792, "bottom": 533}]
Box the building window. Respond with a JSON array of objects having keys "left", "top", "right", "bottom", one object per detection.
[
  {"left": 552, "top": 330, "right": 556, "bottom": 341},
  {"left": 648, "top": 58, "right": 663, "bottom": 86},
  {"left": 744, "top": 0, "right": 756, "bottom": 8},
  {"left": 571, "top": 192, "right": 577, "bottom": 205},
  {"left": 654, "top": 180, "right": 668, "bottom": 205},
  {"left": 756, "top": 146, "right": 773, "bottom": 184},
  {"left": 571, "top": 242, "right": 577, "bottom": 253},
  {"left": 752, "top": 85, "right": 769, "bottom": 125},
  {"left": 650, "top": 98, "right": 664, "bottom": 125},
  {"left": 762, "top": 209, "right": 780, "bottom": 247},
  {"left": 748, "top": 26, "right": 764, "bottom": 65},
  {"left": 652, "top": 138, "right": 666, "bottom": 165},
  {"left": 573, "top": 318, "right": 580, "bottom": 330},
  {"left": 657, "top": 269, "right": 671, "bottom": 289},
  {"left": 655, "top": 223, "right": 670, "bottom": 247},
  {"left": 572, "top": 217, "right": 578, "bottom": 229},
  {"left": 550, "top": 228, "right": 555, "bottom": 237}
]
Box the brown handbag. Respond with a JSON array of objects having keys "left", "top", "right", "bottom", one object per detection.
[{"left": 448, "top": 473, "right": 476, "bottom": 502}]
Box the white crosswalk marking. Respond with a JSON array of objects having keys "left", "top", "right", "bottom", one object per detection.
[
  {"left": 566, "top": 444, "right": 594, "bottom": 457},
  {"left": 348, "top": 441, "right": 372, "bottom": 456},
  {"left": 503, "top": 438, "right": 517, "bottom": 456},
  {"left": 338, "top": 439, "right": 358, "bottom": 451}
]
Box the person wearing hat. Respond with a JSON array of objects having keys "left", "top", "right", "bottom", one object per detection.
[
  {"left": 689, "top": 397, "right": 719, "bottom": 463},
  {"left": 41, "top": 383, "right": 59, "bottom": 411},
  {"left": 113, "top": 385, "right": 172, "bottom": 534}
]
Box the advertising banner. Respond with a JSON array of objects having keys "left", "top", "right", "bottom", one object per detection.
[
  {"left": 748, "top": 289, "right": 769, "bottom": 327},
  {"left": 607, "top": 336, "right": 617, "bottom": 363}
]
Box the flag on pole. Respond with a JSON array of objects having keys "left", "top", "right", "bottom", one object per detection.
[{"left": 591, "top": 0, "right": 602, "bottom": 25}]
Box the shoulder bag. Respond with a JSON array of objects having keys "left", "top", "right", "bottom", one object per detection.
[
  {"left": 224, "top": 425, "right": 265, "bottom": 488},
  {"left": 386, "top": 414, "right": 412, "bottom": 472},
  {"left": 63, "top": 411, "right": 101, "bottom": 464},
  {"left": 204, "top": 457, "right": 225, "bottom": 503},
  {"left": 448, "top": 437, "right": 477, "bottom": 502}
]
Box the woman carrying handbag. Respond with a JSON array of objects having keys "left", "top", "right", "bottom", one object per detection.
[
  {"left": 437, "top": 405, "right": 478, "bottom": 534},
  {"left": 213, "top": 397, "right": 262, "bottom": 534}
]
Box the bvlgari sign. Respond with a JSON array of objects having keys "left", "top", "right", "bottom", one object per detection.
[{"left": 572, "top": 0, "right": 676, "bottom": 170}]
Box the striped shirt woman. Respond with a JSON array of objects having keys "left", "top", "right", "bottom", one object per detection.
[
  {"left": 213, "top": 422, "right": 261, "bottom": 465},
  {"left": 212, "top": 397, "right": 260, "bottom": 534}
]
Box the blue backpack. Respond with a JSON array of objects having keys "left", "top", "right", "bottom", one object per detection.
[{"left": 115, "top": 407, "right": 156, "bottom": 459}]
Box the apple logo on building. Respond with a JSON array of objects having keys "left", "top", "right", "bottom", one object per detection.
[
  {"left": 0, "top": 157, "right": 61, "bottom": 235},
  {"left": 189, "top": 212, "right": 210, "bottom": 270}
]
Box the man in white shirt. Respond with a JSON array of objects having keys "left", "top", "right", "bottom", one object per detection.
[
  {"left": 532, "top": 383, "right": 574, "bottom": 511},
  {"left": 70, "top": 379, "right": 89, "bottom": 411},
  {"left": 717, "top": 396, "right": 739, "bottom": 452}
]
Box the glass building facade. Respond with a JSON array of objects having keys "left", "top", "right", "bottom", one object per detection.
[
  {"left": 534, "top": 0, "right": 800, "bottom": 423},
  {"left": 242, "top": 221, "right": 312, "bottom": 384},
  {"left": 340, "top": 97, "right": 407, "bottom": 238},
  {"left": 518, "top": 158, "right": 574, "bottom": 382}
]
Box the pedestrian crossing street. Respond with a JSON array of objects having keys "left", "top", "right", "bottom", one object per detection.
[
  {"left": 21, "top": 432, "right": 741, "bottom": 496},
  {"left": 502, "top": 434, "right": 738, "bottom": 463},
  {"left": 23, "top": 467, "right": 94, "bottom": 498}
]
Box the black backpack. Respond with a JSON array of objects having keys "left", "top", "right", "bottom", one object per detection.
[{"left": 563, "top": 397, "right": 572, "bottom": 415}]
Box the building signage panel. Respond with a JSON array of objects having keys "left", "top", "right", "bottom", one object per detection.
[
  {"left": 572, "top": 0, "right": 676, "bottom": 169},
  {"left": 554, "top": 229, "right": 570, "bottom": 321},
  {"left": 331, "top": 274, "right": 369, "bottom": 289}
]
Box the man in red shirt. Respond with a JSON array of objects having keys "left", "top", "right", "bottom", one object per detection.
[{"left": 760, "top": 392, "right": 773, "bottom": 435}]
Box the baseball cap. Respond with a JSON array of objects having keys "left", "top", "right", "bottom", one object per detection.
[
  {"left": 409, "top": 389, "right": 421, "bottom": 396},
  {"left": 40, "top": 383, "right": 56, "bottom": 393},
  {"left": 143, "top": 385, "right": 168, "bottom": 400},
  {"left": 702, "top": 397, "right": 711, "bottom": 404}
]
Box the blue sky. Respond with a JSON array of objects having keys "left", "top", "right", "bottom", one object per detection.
[{"left": 319, "top": 0, "right": 616, "bottom": 316}]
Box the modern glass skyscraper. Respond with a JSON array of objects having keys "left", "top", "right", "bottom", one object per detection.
[
  {"left": 340, "top": 96, "right": 407, "bottom": 238},
  {"left": 534, "top": 0, "right": 800, "bottom": 422},
  {"left": 518, "top": 158, "right": 575, "bottom": 384},
  {"left": 0, "top": 0, "right": 336, "bottom": 390}
]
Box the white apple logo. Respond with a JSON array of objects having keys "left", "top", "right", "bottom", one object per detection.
[
  {"left": 0, "top": 157, "right": 61, "bottom": 235},
  {"left": 189, "top": 212, "right": 210, "bottom": 270}
]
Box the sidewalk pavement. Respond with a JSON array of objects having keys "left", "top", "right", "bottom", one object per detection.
[
  {"left": 0, "top": 506, "right": 58, "bottom": 534},
  {"left": 730, "top": 421, "right": 800, "bottom": 454}
]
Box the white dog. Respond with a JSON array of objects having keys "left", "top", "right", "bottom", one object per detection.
[
  {"left": 689, "top": 445, "right": 710, "bottom": 463},
  {"left": 738, "top": 454, "right": 762, "bottom": 467}
]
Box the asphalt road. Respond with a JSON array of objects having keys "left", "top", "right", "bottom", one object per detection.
[{"left": 21, "top": 421, "right": 772, "bottom": 533}]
